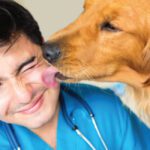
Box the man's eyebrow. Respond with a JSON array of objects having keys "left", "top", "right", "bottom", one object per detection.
[{"left": 16, "top": 56, "right": 36, "bottom": 75}]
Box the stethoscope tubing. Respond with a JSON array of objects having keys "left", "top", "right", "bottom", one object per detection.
[
  {"left": 3, "top": 122, "right": 21, "bottom": 150},
  {"left": 60, "top": 88, "right": 108, "bottom": 150}
]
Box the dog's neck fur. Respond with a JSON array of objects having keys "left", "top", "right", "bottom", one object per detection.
[
  {"left": 103, "top": 66, "right": 149, "bottom": 88},
  {"left": 99, "top": 66, "right": 150, "bottom": 127},
  {"left": 113, "top": 66, "right": 150, "bottom": 127},
  {"left": 121, "top": 85, "right": 150, "bottom": 128}
]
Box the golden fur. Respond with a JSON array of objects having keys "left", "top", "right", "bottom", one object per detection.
[{"left": 48, "top": 0, "right": 150, "bottom": 127}]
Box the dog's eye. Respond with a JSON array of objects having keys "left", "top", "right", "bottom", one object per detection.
[{"left": 101, "top": 22, "right": 120, "bottom": 32}]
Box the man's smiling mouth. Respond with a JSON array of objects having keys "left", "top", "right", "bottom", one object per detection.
[{"left": 17, "top": 92, "right": 45, "bottom": 114}]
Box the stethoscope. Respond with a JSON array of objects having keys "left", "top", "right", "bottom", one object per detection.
[
  {"left": 60, "top": 88, "right": 108, "bottom": 150},
  {"left": 2, "top": 122, "right": 21, "bottom": 150},
  {"left": 2, "top": 88, "right": 108, "bottom": 150}
]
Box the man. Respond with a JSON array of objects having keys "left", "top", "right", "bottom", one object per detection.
[{"left": 0, "top": 1, "right": 150, "bottom": 150}]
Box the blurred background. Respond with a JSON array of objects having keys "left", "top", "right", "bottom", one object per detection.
[{"left": 15, "top": 0, "right": 84, "bottom": 39}]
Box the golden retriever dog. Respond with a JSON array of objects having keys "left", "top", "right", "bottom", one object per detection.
[{"left": 42, "top": 0, "right": 150, "bottom": 127}]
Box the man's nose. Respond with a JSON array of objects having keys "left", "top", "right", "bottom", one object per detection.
[
  {"left": 42, "top": 42, "right": 61, "bottom": 63},
  {"left": 12, "top": 81, "right": 33, "bottom": 104}
]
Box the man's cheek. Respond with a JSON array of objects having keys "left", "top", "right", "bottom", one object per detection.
[
  {"left": 0, "top": 96, "right": 10, "bottom": 117},
  {"left": 25, "top": 67, "right": 47, "bottom": 85}
]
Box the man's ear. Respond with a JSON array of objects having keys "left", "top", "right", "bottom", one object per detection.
[{"left": 83, "top": 0, "right": 98, "bottom": 10}]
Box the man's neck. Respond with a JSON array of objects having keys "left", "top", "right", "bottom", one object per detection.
[{"left": 31, "top": 104, "right": 60, "bottom": 149}]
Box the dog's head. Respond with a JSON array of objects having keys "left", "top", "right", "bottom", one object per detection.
[{"left": 42, "top": 0, "right": 150, "bottom": 87}]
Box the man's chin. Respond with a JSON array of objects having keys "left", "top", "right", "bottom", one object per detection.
[
  {"left": 24, "top": 117, "right": 52, "bottom": 129},
  {"left": 27, "top": 105, "right": 59, "bottom": 130}
]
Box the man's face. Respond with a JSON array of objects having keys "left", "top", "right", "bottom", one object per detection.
[{"left": 0, "top": 34, "right": 60, "bottom": 129}]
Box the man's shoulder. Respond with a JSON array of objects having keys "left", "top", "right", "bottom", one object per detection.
[
  {"left": 60, "top": 83, "right": 132, "bottom": 147},
  {"left": 61, "top": 83, "right": 123, "bottom": 108},
  {"left": 61, "top": 83, "right": 127, "bottom": 118},
  {"left": 0, "top": 121, "right": 11, "bottom": 148}
]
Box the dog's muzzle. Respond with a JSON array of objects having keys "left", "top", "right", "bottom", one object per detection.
[
  {"left": 42, "top": 42, "right": 72, "bottom": 81},
  {"left": 42, "top": 42, "right": 61, "bottom": 63}
]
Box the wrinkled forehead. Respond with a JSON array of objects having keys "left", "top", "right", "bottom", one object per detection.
[{"left": 0, "top": 35, "right": 20, "bottom": 55}]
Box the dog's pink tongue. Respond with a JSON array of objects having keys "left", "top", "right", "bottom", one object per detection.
[{"left": 42, "top": 66, "right": 58, "bottom": 88}]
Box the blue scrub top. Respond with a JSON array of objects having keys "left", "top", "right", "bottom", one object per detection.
[{"left": 0, "top": 83, "right": 150, "bottom": 150}]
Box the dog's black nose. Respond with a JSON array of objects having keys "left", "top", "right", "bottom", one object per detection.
[{"left": 42, "top": 42, "right": 61, "bottom": 63}]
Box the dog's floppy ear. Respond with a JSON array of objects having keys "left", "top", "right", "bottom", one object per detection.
[
  {"left": 83, "top": 0, "right": 98, "bottom": 10},
  {"left": 142, "top": 40, "right": 150, "bottom": 86},
  {"left": 142, "top": 40, "right": 150, "bottom": 71}
]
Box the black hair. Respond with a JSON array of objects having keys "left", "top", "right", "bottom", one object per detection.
[{"left": 0, "top": 0, "right": 43, "bottom": 46}]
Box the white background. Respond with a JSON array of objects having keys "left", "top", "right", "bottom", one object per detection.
[{"left": 15, "top": 0, "right": 84, "bottom": 39}]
